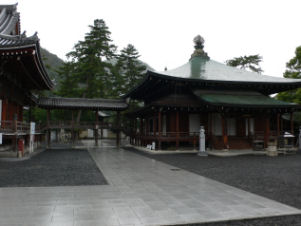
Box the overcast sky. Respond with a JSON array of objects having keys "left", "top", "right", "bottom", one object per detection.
[{"left": 2, "top": 0, "right": 301, "bottom": 77}]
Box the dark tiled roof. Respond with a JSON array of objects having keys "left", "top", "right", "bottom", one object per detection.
[
  {"left": 0, "top": 32, "right": 38, "bottom": 48},
  {"left": 38, "top": 97, "right": 128, "bottom": 110},
  {"left": 0, "top": 4, "right": 19, "bottom": 35}
]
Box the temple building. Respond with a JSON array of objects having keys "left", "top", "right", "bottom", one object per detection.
[
  {"left": 0, "top": 4, "right": 53, "bottom": 154},
  {"left": 126, "top": 35, "right": 301, "bottom": 151}
]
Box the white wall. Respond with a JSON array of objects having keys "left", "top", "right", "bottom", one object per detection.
[{"left": 189, "top": 114, "right": 200, "bottom": 133}]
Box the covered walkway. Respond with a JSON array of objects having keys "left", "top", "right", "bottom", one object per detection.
[{"left": 38, "top": 97, "right": 128, "bottom": 147}]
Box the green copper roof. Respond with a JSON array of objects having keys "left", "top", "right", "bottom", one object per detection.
[
  {"left": 193, "top": 90, "right": 297, "bottom": 108},
  {"left": 155, "top": 55, "right": 301, "bottom": 84}
]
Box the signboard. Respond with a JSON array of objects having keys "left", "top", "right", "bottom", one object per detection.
[
  {"left": 30, "top": 122, "right": 35, "bottom": 135},
  {"left": 0, "top": 133, "right": 2, "bottom": 145},
  {"left": 29, "top": 122, "right": 35, "bottom": 153}
]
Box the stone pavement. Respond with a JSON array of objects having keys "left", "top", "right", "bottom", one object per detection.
[{"left": 0, "top": 142, "right": 300, "bottom": 226}]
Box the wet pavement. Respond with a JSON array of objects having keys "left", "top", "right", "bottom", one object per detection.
[{"left": 0, "top": 140, "right": 300, "bottom": 226}]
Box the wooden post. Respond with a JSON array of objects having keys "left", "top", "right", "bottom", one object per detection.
[
  {"left": 158, "top": 111, "right": 162, "bottom": 150},
  {"left": 71, "top": 110, "right": 75, "bottom": 144},
  {"left": 247, "top": 118, "right": 250, "bottom": 137},
  {"left": 264, "top": 117, "right": 270, "bottom": 148},
  {"left": 95, "top": 110, "right": 99, "bottom": 146},
  {"left": 208, "top": 113, "right": 212, "bottom": 148},
  {"left": 221, "top": 115, "right": 228, "bottom": 149},
  {"left": 46, "top": 109, "right": 51, "bottom": 148},
  {"left": 28, "top": 107, "right": 32, "bottom": 122},
  {"left": 140, "top": 117, "right": 144, "bottom": 146},
  {"left": 277, "top": 113, "right": 280, "bottom": 137},
  {"left": 176, "top": 111, "right": 179, "bottom": 149},
  {"left": 290, "top": 112, "right": 294, "bottom": 135},
  {"left": 116, "top": 111, "right": 120, "bottom": 148},
  {"left": 134, "top": 118, "right": 137, "bottom": 145}
]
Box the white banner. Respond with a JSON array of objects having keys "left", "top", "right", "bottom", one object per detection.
[{"left": 0, "top": 133, "right": 2, "bottom": 145}]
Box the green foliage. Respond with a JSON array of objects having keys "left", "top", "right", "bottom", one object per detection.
[
  {"left": 226, "top": 54, "right": 263, "bottom": 73},
  {"left": 40, "top": 47, "right": 64, "bottom": 91},
  {"left": 113, "top": 44, "right": 146, "bottom": 97},
  {"left": 57, "top": 19, "right": 117, "bottom": 99},
  {"left": 283, "top": 46, "right": 301, "bottom": 79},
  {"left": 277, "top": 46, "right": 301, "bottom": 104}
]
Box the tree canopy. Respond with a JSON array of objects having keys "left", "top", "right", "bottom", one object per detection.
[
  {"left": 226, "top": 54, "right": 263, "bottom": 73},
  {"left": 57, "top": 19, "right": 117, "bottom": 99},
  {"left": 277, "top": 46, "right": 301, "bottom": 104},
  {"left": 113, "top": 44, "right": 146, "bottom": 96}
]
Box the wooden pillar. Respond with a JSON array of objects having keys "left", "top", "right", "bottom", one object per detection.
[
  {"left": 140, "top": 117, "right": 143, "bottom": 146},
  {"left": 95, "top": 110, "right": 99, "bottom": 146},
  {"left": 158, "top": 111, "right": 162, "bottom": 150},
  {"left": 116, "top": 111, "right": 120, "bottom": 148},
  {"left": 71, "top": 111, "right": 75, "bottom": 144},
  {"left": 153, "top": 114, "right": 156, "bottom": 137},
  {"left": 264, "top": 117, "right": 270, "bottom": 148},
  {"left": 208, "top": 113, "right": 212, "bottom": 148},
  {"left": 134, "top": 118, "right": 137, "bottom": 145},
  {"left": 176, "top": 111, "right": 179, "bottom": 149},
  {"left": 221, "top": 114, "right": 228, "bottom": 149},
  {"left": 146, "top": 117, "right": 149, "bottom": 136},
  {"left": 46, "top": 109, "right": 51, "bottom": 148},
  {"left": 277, "top": 113, "right": 280, "bottom": 137},
  {"left": 290, "top": 112, "right": 294, "bottom": 135},
  {"left": 28, "top": 107, "right": 32, "bottom": 122}
]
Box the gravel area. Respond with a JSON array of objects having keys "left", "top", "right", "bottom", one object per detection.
[
  {"left": 124, "top": 147, "right": 301, "bottom": 225},
  {"left": 0, "top": 148, "right": 107, "bottom": 187}
]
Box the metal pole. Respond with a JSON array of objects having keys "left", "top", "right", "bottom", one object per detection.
[{"left": 198, "top": 125, "right": 208, "bottom": 156}]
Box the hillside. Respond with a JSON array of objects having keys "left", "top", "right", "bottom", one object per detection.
[{"left": 40, "top": 47, "right": 64, "bottom": 90}]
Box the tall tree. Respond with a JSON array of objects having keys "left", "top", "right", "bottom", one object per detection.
[
  {"left": 277, "top": 46, "right": 301, "bottom": 103},
  {"left": 57, "top": 19, "right": 117, "bottom": 122},
  {"left": 226, "top": 54, "right": 263, "bottom": 73},
  {"left": 113, "top": 44, "right": 146, "bottom": 96}
]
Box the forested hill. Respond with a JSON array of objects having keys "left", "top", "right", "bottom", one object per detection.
[{"left": 40, "top": 47, "right": 64, "bottom": 90}]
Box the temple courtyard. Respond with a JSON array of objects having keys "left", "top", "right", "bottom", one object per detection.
[{"left": 0, "top": 140, "right": 301, "bottom": 225}]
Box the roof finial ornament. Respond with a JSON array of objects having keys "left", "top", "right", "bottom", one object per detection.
[
  {"left": 193, "top": 35, "right": 204, "bottom": 50},
  {"left": 191, "top": 34, "right": 209, "bottom": 60}
]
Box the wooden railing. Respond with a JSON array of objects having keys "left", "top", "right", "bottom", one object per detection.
[
  {"left": 45, "top": 121, "right": 119, "bottom": 130},
  {"left": 0, "top": 120, "right": 30, "bottom": 133},
  {"left": 142, "top": 132, "right": 200, "bottom": 137}
]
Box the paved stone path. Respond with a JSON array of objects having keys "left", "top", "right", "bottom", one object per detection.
[{"left": 0, "top": 144, "right": 300, "bottom": 226}]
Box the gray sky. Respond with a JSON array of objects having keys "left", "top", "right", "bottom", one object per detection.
[{"left": 2, "top": 0, "right": 301, "bottom": 77}]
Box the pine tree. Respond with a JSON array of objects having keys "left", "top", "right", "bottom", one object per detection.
[
  {"left": 115, "top": 44, "right": 146, "bottom": 96},
  {"left": 61, "top": 19, "right": 117, "bottom": 99},
  {"left": 57, "top": 19, "right": 117, "bottom": 122},
  {"left": 226, "top": 54, "right": 263, "bottom": 73}
]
